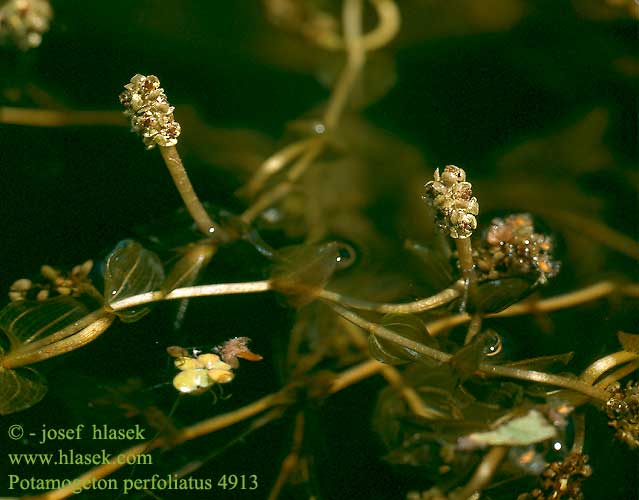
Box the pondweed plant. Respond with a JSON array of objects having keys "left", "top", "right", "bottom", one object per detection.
[{"left": 0, "top": 1, "right": 637, "bottom": 499}]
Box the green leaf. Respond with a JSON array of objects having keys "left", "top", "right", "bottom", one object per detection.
[
  {"left": 270, "top": 242, "right": 341, "bottom": 306},
  {"left": 0, "top": 365, "right": 47, "bottom": 415},
  {"left": 0, "top": 296, "right": 91, "bottom": 349},
  {"left": 161, "top": 243, "right": 215, "bottom": 296},
  {"left": 369, "top": 314, "right": 435, "bottom": 365},
  {"left": 104, "top": 240, "right": 165, "bottom": 322},
  {"left": 471, "top": 277, "right": 536, "bottom": 314},
  {"left": 457, "top": 409, "right": 557, "bottom": 449}
]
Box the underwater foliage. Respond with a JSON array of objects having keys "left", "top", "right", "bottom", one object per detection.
[{"left": 0, "top": 1, "right": 637, "bottom": 499}]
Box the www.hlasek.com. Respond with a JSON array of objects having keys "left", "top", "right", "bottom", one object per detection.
[
  {"left": 8, "top": 448, "right": 152, "bottom": 466},
  {"left": 8, "top": 474, "right": 216, "bottom": 495}
]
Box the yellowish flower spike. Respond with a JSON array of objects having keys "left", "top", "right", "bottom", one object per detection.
[
  {"left": 424, "top": 165, "right": 479, "bottom": 239},
  {"left": 119, "top": 74, "right": 181, "bottom": 149}
]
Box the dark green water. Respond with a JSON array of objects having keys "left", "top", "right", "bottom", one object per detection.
[{"left": 0, "top": 1, "right": 637, "bottom": 499}]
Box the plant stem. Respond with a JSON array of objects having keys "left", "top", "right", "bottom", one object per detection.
[
  {"left": 593, "top": 360, "right": 639, "bottom": 389},
  {"left": 2, "top": 315, "right": 115, "bottom": 369},
  {"left": 158, "top": 145, "right": 226, "bottom": 240},
  {"left": 240, "top": 144, "right": 324, "bottom": 224},
  {"left": 427, "top": 280, "right": 638, "bottom": 335},
  {"left": 239, "top": 0, "right": 367, "bottom": 224},
  {"left": 327, "top": 301, "right": 451, "bottom": 362},
  {"left": 27, "top": 391, "right": 290, "bottom": 500},
  {"left": 329, "top": 358, "right": 386, "bottom": 393},
  {"left": 0, "top": 107, "right": 125, "bottom": 127},
  {"left": 571, "top": 412, "right": 586, "bottom": 454},
  {"left": 452, "top": 446, "right": 507, "bottom": 500},
  {"left": 341, "top": 310, "right": 447, "bottom": 418},
  {"left": 328, "top": 302, "right": 611, "bottom": 401},
  {"left": 478, "top": 364, "right": 609, "bottom": 401},
  {"left": 240, "top": 137, "right": 322, "bottom": 198},
  {"left": 324, "top": 0, "right": 365, "bottom": 130},
  {"left": 581, "top": 350, "right": 639, "bottom": 384},
  {"left": 464, "top": 313, "right": 483, "bottom": 344},
  {"left": 309, "top": 0, "right": 400, "bottom": 51},
  {"left": 318, "top": 280, "right": 463, "bottom": 313},
  {"left": 108, "top": 280, "right": 272, "bottom": 311},
  {"left": 455, "top": 236, "right": 478, "bottom": 311}
]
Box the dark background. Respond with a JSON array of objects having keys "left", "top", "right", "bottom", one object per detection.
[{"left": 0, "top": 1, "right": 637, "bottom": 499}]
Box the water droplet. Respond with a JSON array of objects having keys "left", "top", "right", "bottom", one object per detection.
[{"left": 335, "top": 242, "right": 357, "bottom": 270}]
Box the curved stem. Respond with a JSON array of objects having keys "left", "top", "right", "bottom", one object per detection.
[
  {"left": 329, "top": 358, "right": 386, "bottom": 393},
  {"left": 158, "top": 145, "right": 226, "bottom": 240},
  {"left": 10, "top": 309, "right": 108, "bottom": 354},
  {"left": 327, "top": 301, "right": 451, "bottom": 363},
  {"left": 593, "top": 360, "right": 639, "bottom": 390},
  {"left": 2, "top": 314, "right": 115, "bottom": 369},
  {"left": 239, "top": 0, "right": 367, "bottom": 224},
  {"left": 318, "top": 280, "right": 463, "bottom": 313},
  {"left": 581, "top": 350, "right": 639, "bottom": 385},
  {"left": 452, "top": 446, "right": 507, "bottom": 500},
  {"left": 28, "top": 391, "right": 289, "bottom": 500},
  {"left": 240, "top": 143, "right": 325, "bottom": 224},
  {"left": 427, "top": 281, "right": 638, "bottom": 335},
  {"left": 478, "top": 364, "right": 609, "bottom": 401},
  {"left": 312, "top": 0, "right": 400, "bottom": 51},
  {"left": 324, "top": 0, "right": 365, "bottom": 129},
  {"left": 241, "top": 137, "right": 322, "bottom": 198},
  {"left": 329, "top": 302, "right": 611, "bottom": 401}
]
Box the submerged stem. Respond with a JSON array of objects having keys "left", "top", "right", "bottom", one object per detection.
[
  {"left": 159, "top": 145, "right": 225, "bottom": 240},
  {"left": 427, "top": 281, "right": 638, "bottom": 335},
  {"left": 456, "top": 237, "right": 478, "bottom": 304},
  {"left": 0, "top": 107, "right": 125, "bottom": 127},
  {"left": 329, "top": 302, "right": 611, "bottom": 401},
  {"left": 453, "top": 446, "right": 507, "bottom": 500},
  {"left": 108, "top": 280, "right": 272, "bottom": 311},
  {"left": 318, "top": 280, "right": 463, "bottom": 313},
  {"left": 239, "top": 0, "right": 368, "bottom": 224},
  {"left": 2, "top": 314, "right": 115, "bottom": 369}
]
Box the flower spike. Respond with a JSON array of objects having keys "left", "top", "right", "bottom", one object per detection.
[
  {"left": 119, "top": 74, "right": 181, "bottom": 149},
  {"left": 424, "top": 165, "right": 479, "bottom": 239}
]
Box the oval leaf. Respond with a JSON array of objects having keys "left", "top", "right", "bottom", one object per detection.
[
  {"left": 270, "top": 242, "right": 341, "bottom": 306},
  {"left": 469, "top": 276, "right": 536, "bottom": 314},
  {"left": 0, "top": 296, "right": 91, "bottom": 349},
  {"left": 161, "top": 243, "right": 216, "bottom": 296},
  {"left": 0, "top": 366, "right": 47, "bottom": 415},
  {"left": 103, "top": 240, "right": 165, "bottom": 322},
  {"left": 369, "top": 315, "right": 434, "bottom": 365}
]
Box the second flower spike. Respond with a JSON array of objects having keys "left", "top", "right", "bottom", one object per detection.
[{"left": 424, "top": 165, "right": 479, "bottom": 239}]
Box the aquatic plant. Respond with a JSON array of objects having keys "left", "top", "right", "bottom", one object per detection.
[{"left": 0, "top": 1, "right": 637, "bottom": 499}]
